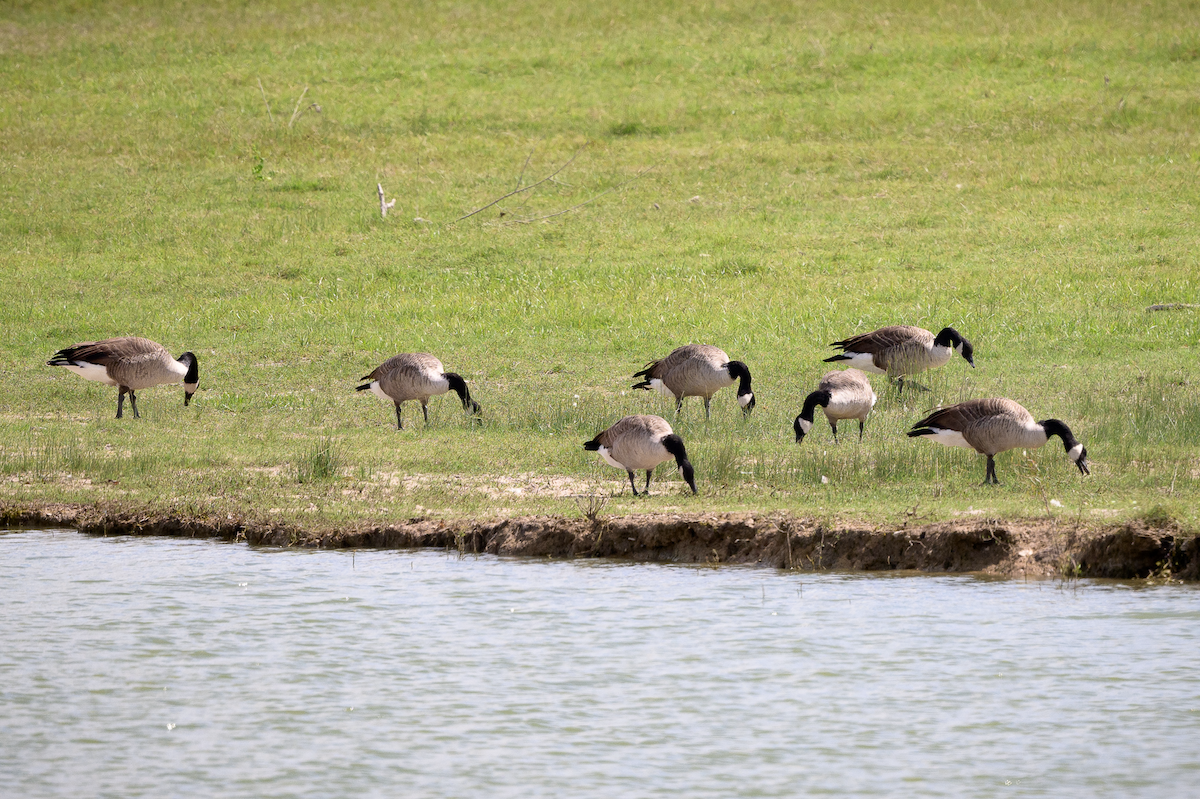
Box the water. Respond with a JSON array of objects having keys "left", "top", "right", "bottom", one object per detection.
[{"left": 1, "top": 530, "right": 1197, "bottom": 798}]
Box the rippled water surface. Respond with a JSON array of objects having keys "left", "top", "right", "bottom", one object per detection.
[{"left": 2, "top": 530, "right": 1198, "bottom": 798}]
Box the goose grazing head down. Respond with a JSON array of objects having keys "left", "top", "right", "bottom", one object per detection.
[
  {"left": 630, "top": 344, "right": 755, "bottom": 419},
  {"left": 907, "top": 398, "right": 1089, "bottom": 485},
  {"left": 356, "top": 353, "right": 482, "bottom": 430},
  {"left": 793, "top": 369, "right": 877, "bottom": 444},
  {"left": 824, "top": 324, "right": 975, "bottom": 393},
  {"left": 583, "top": 414, "right": 697, "bottom": 496},
  {"left": 47, "top": 337, "right": 200, "bottom": 419}
]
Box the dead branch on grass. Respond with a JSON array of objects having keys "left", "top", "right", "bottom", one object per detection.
[
  {"left": 257, "top": 78, "right": 274, "bottom": 125},
  {"left": 451, "top": 146, "right": 586, "bottom": 224},
  {"left": 378, "top": 184, "right": 396, "bottom": 218},
  {"left": 506, "top": 164, "right": 657, "bottom": 224}
]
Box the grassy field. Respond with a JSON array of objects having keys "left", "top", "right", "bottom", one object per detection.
[{"left": 1, "top": 0, "right": 1197, "bottom": 531}]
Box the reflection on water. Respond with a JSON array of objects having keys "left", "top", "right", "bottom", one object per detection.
[{"left": 2, "top": 529, "right": 1197, "bottom": 798}]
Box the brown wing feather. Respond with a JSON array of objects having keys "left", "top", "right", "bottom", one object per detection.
[
  {"left": 913, "top": 398, "right": 1030, "bottom": 431},
  {"left": 833, "top": 325, "right": 931, "bottom": 353},
  {"left": 58, "top": 337, "right": 167, "bottom": 366}
]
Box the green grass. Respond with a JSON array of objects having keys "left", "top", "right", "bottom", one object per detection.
[{"left": 1, "top": 0, "right": 1197, "bottom": 530}]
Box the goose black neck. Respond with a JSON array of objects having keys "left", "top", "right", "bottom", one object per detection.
[
  {"left": 444, "top": 372, "right": 472, "bottom": 406},
  {"left": 935, "top": 327, "right": 974, "bottom": 364},
  {"left": 178, "top": 352, "right": 199, "bottom": 385},
  {"left": 799, "top": 389, "right": 830, "bottom": 421},
  {"left": 661, "top": 434, "right": 697, "bottom": 494},
  {"left": 933, "top": 327, "right": 962, "bottom": 347},
  {"left": 726, "top": 360, "right": 753, "bottom": 397},
  {"left": 1040, "top": 419, "right": 1079, "bottom": 451}
]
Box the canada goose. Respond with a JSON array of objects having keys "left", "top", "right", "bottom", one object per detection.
[
  {"left": 793, "top": 369, "right": 877, "bottom": 444},
  {"left": 824, "top": 325, "right": 974, "bottom": 393},
  {"left": 907, "top": 398, "right": 1090, "bottom": 484},
  {"left": 631, "top": 344, "right": 755, "bottom": 418},
  {"left": 583, "top": 414, "right": 697, "bottom": 496},
  {"left": 356, "top": 353, "right": 481, "bottom": 430},
  {"left": 47, "top": 337, "right": 199, "bottom": 419}
]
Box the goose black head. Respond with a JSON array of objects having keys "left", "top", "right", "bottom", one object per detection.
[
  {"left": 936, "top": 327, "right": 975, "bottom": 368},
  {"left": 726, "top": 360, "right": 755, "bottom": 416},
  {"left": 1040, "top": 419, "right": 1089, "bottom": 476},
  {"left": 445, "top": 373, "right": 481, "bottom": 417},
  {"left": 793, "top": 390, "right": 830, "bottom": 444},
  {"left": 660, "top": 434, "right": 698, "bottom": 495},
  {"left": 179, "top": 352, "right": 199, "bottom": 406}
]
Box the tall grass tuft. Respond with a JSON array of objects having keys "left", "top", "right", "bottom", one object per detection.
[{"left": 297, "top": 438, "right": 342, "bottom": 484}]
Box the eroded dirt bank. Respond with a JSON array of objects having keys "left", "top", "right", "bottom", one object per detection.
[{"left": 4, "top": 503, "right": 1197, "bottom": 580}]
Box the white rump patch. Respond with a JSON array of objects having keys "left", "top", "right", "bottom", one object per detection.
[
  {"left": 840, "top": 352, "right": 884, "bottom": 374},
  {"left": 597, "top": 445, "right": 625, "bottom": 470},
  {"left": 1067, "top": 443, "right": 1084, "bottom": 462},
  {"left": 738, "top": 392, "right": 754, "bottom": 408},
  {"left": 649, "top": 378, "right": 675, "bottom": 401},
  {"left": 925, "top": 428, "right": 974, "bottom": 450},
  {"left": 368, "top": 382, "right": 391, "bottom": 402},
  {"left": 63, "top": 362, "right": 117, "bottom": 386}
]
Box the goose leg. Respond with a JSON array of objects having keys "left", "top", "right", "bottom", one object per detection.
[
  {"left": 393, "top": 402, "right": 404, "bottom": 430},
  {"left": 422, "top": 402, "right": 430, "bottom": 424},
  {"left": 644, "top": 470, "right": 653, "bottom": 494},
  {"left": 703, "top": 396, "right": 712, "bottom": 420},
  {"left": 674, "top": 396, "right": 683, "bottom": 415},
  {"left": 830, "top": 421, "right": 839, "bottom": 443},
  {"left": 128, "top": 389, "right": 139, "bottom": 419},
  {"left": 116, "top": 388, "right": 127, "bottom": 419},
  {"left": 858, "top": 420, "right": 865, "bottom": 441},
  {"left": 626, "top": 470, "right": 640, "bottom": 496},
  {"left": 984, "top": 455, "right": 1000, "bottom": 485}
]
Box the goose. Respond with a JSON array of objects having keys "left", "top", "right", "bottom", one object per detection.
[
  {"left": 631, "top": 344, "right": 755, "bottom": 418},
  {"left": 793, "top": 369, "right": 877, "bottom": 444},
  {"left": 907, "top": 398, "right": 1089, "bottom": 484},
  {"left": 356, "top": 353, "right": 481, "bottom": 429},
  {"left": 824, "top": 325, "right": 974, "bottom": 393},
  {"left": 47, "top": 337, "right": 199, "bottom": 419},
  {"left": 584, "top": 414, "right": 697, "bottom": 496}
]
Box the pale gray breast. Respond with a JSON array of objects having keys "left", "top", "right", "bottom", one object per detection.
[
  {"left": 601, "top": 415, "right": 674, "bottom": 470},
  {"left": 376, "top": 353, "right": 447, "bottom": 402},
  {"left": 661, "top": 345, "right": 731, "bottom": 398}
]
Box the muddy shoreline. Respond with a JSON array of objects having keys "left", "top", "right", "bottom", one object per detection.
[{"left": 3, "top": 502, "right": 1197, "bottom": 581}]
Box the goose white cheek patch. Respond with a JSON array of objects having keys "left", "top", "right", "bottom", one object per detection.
[
  {"left": 738, "top": 392, "right": 754, "bottom": 408},
  {"left": 1068, "top": 444, "right": 1084, "bottom": 462},
  {"left": 598, "top": 446, "right": 624, "bottom": 470},
  {"left": 797, "top": 418, "right": 813, "bottom": 435}
]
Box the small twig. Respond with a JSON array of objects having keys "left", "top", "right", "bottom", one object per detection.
[
  {"left": 515, "top": 145, "right": 536, "bottom": 190},
  {"left": 287, "top": 86, "right": 309, "bottom": 128},
  {"left": 378, "top": 184, "right": 396, "bottom": 218},
  {"left": 257, "top": 78, "right": 274, "bottom": 126},
  {"left": 452, "top": 146, "right": 585, "bottom": 224},
  {"left": 509, "top": 163, "right": 656, "bottom": 224}
]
